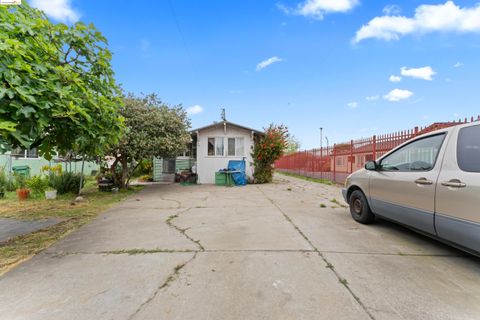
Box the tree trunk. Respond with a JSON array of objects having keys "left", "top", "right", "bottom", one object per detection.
[
  {"left": 125, "top": 162, "right": 141, "bottom": 188},
  {"left": 78, "top": 155, "right": 85, "bottom": 196},
  {"left": 110, "top": 157, "right": 119, "bottom": 187},
  {"left": 120, "top": 156, "right": 129, "bottom": 189}
]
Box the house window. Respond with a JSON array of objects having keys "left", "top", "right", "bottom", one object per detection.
[
  {"left": 336, "top": 157, "right": 344, "bottom": 166},
  {"left": 208, "top": 137, "right": 224, "bottom": 156},
  {"left": 11, "top": 148, "right": 38, "bottom": 158},
  {"left": 227, "top": 137, "right": 245, "bottom": 157},
  {"left": 208, "top": 138, "right": 215, "bottom": 156},
  {"left": 27, "top": 148, "right": 38, "bottom": 158}
]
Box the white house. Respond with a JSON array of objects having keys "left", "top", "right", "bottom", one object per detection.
[{"left": 191, "top": 121, "right": 264, "bottom": 184}]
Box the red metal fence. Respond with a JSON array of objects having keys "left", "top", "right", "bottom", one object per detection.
[{"left": 275, "top": 116, "right": 480, "bottom": 184}]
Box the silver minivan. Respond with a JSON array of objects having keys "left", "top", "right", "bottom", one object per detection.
[{"left": 342, "top": 121, "right": 480, "bottom": 255}]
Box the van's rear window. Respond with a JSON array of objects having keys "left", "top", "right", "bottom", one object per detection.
[{"left": 457, "top": 125, "right": 480, "bottom": 173}]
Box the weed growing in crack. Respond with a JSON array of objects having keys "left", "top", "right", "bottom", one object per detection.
[
  {"left": 165, "top": 210, "right": 205, "bottom": 251},
  {"left": 325, "top": 263, "right": 334, "bottom": 269},
  {"left": 102, "top": 248, "right": 195, "bottom": 255},
  {"left": 320, "top": 204, "right": 327, "bottom": 208},
  {"left": 339, "top": 278, "right": 348, "bottom": 286}
]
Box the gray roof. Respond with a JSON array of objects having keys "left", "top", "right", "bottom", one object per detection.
[{"left": 190, "top": 121, "right": 264, "bottom": 135}]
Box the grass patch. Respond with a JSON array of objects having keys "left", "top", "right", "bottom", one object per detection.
[
  {"left": 0, "top": 180, "right": 143, "bottom": 275},
  {"left": 320, "top": 204, "right": 327, "bottom": 208},
  {"left": 277, "top": 172, "right": 334, "bottom": 185},
  {"left": 330, "top": 198, "right": 348, "bottom": 208}
]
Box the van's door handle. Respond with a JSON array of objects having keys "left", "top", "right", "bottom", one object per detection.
[
  {"left": 441, "top": 179, "right": 466, "bottom": 188},
  {"left": 414, "top": 178, "right": 433, "bottom": 185}
]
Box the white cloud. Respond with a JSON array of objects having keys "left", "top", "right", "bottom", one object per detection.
[
  {"left": 354, "top": 1, "right": 480, "bottom": 43},
  {"left": 31, "top": 0, "right": 80, "bottom": 23},
  {"left": 278, "top": 0, "right": 359, "bottom": 20},
  {"left": 383, "top": 89, "right": 413, "bottom": 102},
  {"left": 389, "top": 75, "right": 402, "bottom": 82},
  {"left": 256, "top": 56, "right": 284, "bottom": 71},
  {"left": 400, "top": 66, "right": 436, "bottom": 80},
  {"left": 383, "top": 4, "right": 401, "bottom": 16},
  {"left": 347, "top": 101, "right": 358, "bottom": 108},
  {"left": 366, "top": 95, "right": 379, "bottom": 101},
  {"left": 454, "top": 61, "right": 464, "bottom": 67},
  {"left": 186, "top": 105, "right": 203, "bottom": 115}
]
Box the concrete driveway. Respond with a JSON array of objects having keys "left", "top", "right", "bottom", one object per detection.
[{"left": 1, "top": 175, "right": 479, "bottom": 320}]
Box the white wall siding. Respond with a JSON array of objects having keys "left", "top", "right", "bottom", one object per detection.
[{"left": 196, "top": 125, "right": 255, "bottom": 184}]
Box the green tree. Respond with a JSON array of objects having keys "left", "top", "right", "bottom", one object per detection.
[
  {"left": 285, "top": 135, "right": 301, "bottom": 154},
  {"left": 0, "top": 4, "right": 123, "bottom": 159},
  {"left": 109, "top": 94, "right": 191, "bottom": 188},
  {"left": 252, "top": 124, "right": 289, "bottom": 183}
]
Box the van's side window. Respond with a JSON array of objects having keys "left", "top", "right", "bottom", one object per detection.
[
  {"left": 457, "top": 125, "right": 480, "bottom": 173},
  {"left": 380, "top": 134, "right": 445, "bottom": 172}
]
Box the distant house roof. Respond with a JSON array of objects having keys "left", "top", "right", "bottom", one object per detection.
[
  {"left": 347, "top": 122, "right": 462, "bottom": 155},
  {"left": 190, "top": 121, "right": 264, "bottom": 136},
  {"left": 417, "top": 122, "right": 458, "bottom": 135}
]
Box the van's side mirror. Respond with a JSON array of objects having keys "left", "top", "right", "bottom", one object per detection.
[{"left": 365, "top": 161, "right": 378, "bottom": 171}]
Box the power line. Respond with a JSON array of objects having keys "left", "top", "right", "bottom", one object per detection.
[{"left": 167, "top": 0, "right": 196, "bottom": 75}]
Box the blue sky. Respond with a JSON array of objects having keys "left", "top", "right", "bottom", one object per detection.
[{"left": 31, "top": 0, "right": 480, "bottom": 149}]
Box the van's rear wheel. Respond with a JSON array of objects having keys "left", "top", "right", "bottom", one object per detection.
[{"left": 349, "top": 190, "right": 375, "bottom": 224}]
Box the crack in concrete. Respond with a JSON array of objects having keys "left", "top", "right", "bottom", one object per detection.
[
  {"left": 166, "top": 209, "right": 205, "bottom": 251},
  {"left": 257, "top": 186, "right": 377, "bottom": 320},
  {"left": 127, "top": 252, "right": 197, "bottom": 320}
]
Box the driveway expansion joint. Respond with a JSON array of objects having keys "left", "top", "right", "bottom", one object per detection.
[{"left": 257, "top": 186, "right": 376, "bottom": 320}]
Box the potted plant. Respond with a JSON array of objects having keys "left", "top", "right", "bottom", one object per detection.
[
  {"left": 14, "top": 173, "right": 29, "bottom": 201},
  {"left": 45, "top": 187, "right": 57, "bottom": 200},
  {"left": 46, "top": 171, "right": 60, "bottom": 199}
]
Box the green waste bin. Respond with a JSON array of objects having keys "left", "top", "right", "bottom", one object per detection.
[
  {"left": 215, "top": 172, "right": 235, "bottom": 186},
  {"left": 215, "top": 172, "right": 226, "bottom": 186},
  {"left": 12, "top": 165, "right": 30, "bottom": 177}
]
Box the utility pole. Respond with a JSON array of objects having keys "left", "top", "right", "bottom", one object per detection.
[{"left": 320, "top": 127, "right": 323, "bottom": 179}]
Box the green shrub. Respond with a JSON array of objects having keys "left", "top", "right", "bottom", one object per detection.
[
  {"left": 5, "top": 174, "right": 16, "bottom": 192},
  {"left": 13, "top": 173, "right": 28, "bottom": 189},
  {"left": 0, "top": 171, "right": 6, "bottom": 193},
  {"left": 48, "top": 172, "right": 85, "bottom": 195},
  {"left": 26, "top": 175, "right": 48, "bottom": 194}
]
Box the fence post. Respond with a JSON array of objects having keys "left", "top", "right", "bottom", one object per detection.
[
  {"left": 350, "top": 140, "right": 354, "bottom": 174},
  {"left": 372, "top": 135, "right": 377, "bottom": 161},
  {"left": 333, "top": 144, "right": 336, "bottom": 183}
]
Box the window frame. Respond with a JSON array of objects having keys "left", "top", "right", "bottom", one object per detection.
[
  {"left": 378, "top": 133, "right": 446, "bottom": 173},
  {"left": 11, "top": 148, "right": 39, "bottom": 159},
  {"left": 227, "top": 137, "right": 245, "bottom": 157},
  {"left": 207, "top": 137, "right": 225, "bottom": 157}
]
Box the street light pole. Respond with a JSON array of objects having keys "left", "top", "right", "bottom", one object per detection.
[{"left": 320, "top": 127, "right": 323, "bottom": 179}]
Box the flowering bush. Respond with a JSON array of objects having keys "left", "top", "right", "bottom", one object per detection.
[
  {"left": 41, "top": 164, "right": 63, "bottom": 175},
  {"left": 252, "top": 124, "right": 289, "bottom": 183}
]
